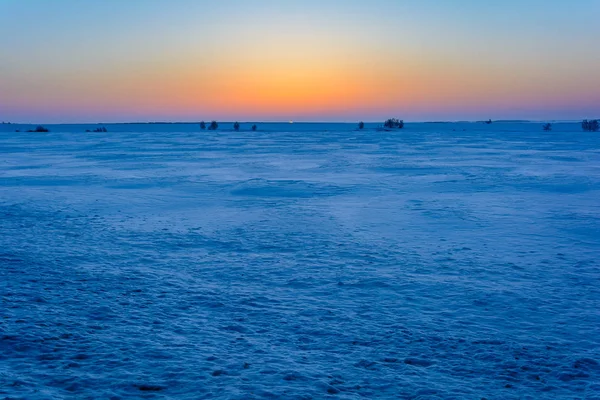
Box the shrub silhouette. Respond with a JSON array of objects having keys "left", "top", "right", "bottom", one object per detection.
[
  {"left": 208, "top": 121, "right": 218, "bottom": 130},
  {"left": 582, "top": 119, "right": 599, "bottom": 132},
  {"left": 252, "top": 124, "right": 257, "bottom": 131},
  {"left": 200, "top": 121, "right": 206, "bottom": 130},
  {"left": 383, "top": 118, "right": 404, "bottom": 129},
  {"left": 28, "top": 125, "right": 49, "bottom": 132},
  {"left": 485, "top": 119, "right": 493, "bottom": 124},
  {"left": 358, "top": 121, "right": 365, "bottom": 129},
  {"left": 91, "top": 127, "right": 107, "bottom": 132},
  {"left": 543, "top": 123, "right": 552, "bottom": 131},
  {"left": 233, "top": 122, "right": 240, "bottom": 131}
]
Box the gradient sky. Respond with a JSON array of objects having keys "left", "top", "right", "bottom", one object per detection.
[{"left": 1, "top": 0, "right": 599, "bottom": 122}]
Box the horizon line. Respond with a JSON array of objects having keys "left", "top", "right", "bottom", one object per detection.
[{"left": 1, "top": 119, "right": 594, "bottom": 125}]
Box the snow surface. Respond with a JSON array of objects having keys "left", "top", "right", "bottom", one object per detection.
[{"left": 1, "top": 122, "right": 599, "bottom": 399}]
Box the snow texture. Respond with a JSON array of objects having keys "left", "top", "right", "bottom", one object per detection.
[{"left": 1, "top": 122, "right": 599, "bottom": 399}]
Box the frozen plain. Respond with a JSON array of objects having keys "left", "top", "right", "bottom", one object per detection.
[{"left": 1, "top": 122, "right": 599, "bottom": 399}]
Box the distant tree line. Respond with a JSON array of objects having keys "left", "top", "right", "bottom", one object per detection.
[
  {"left": 200, "top": 121, "right": 258, "bottom": 131},
  {"left": 191, "top": 118, "right": 598, "bottom": 133}
]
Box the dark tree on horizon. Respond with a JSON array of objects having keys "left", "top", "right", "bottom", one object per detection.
[
  {"left": 208, "top": 121, "right": 218, "bottom": 130},
  {"left": 582, "top": 119, "right": 599, "bottom": 132},
  {"left": 252, "top": 124, "right": 257, "bottom": 131},
  {"left": 234, "top": 122, "right": 240, "bottom": 131},
  {"left": 200, "top": 121, "right": 206, "bottom": 130},
  {"left": 543, "top": 123, "right": 552, "bottom": 131},
  {"left": 28, "top": 125, "right": 49, "bottom": 132},
  {"left": 383, "top": 118, "right": 404, "bottom": 129},
  {"left": 358, "top": 121, "right": 365, "bottom": 129}
]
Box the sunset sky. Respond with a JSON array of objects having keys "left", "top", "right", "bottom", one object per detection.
[{"left": 1, "top": 0, "right": 599, "bottom": 123}]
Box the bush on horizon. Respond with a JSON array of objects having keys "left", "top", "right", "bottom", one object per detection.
[
  {"left": 234, "top": 122, "right": 240, "bottom": 131},
  {"left": 383, "top": 118, "right": 404, "bottom": 129},
  {"left": 86, "top": 127, "right": 107, "bottom": 133},
  {"left": 358, "top": 121, "right": 365, "bottom": 129},
  {"left": 252, "top": 124, "right": 257, "bottom": 131},
  {"left": 208, "top": 121, "right": 218, "bottom": 130},
  {"left": 28, "top": 125, "right": 49, "bottom": 133},
  {"left": 582, "top": 119, "right": 599, "bottom": 132},
  {"left": 543, "top": 123, "right": 552, "bottom": 131},
  {"left": 200, "top": 121, "right": 206, "bottom": 130}
]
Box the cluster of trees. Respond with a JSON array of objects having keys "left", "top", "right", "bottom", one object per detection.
[
  {"left": 200, "top": 121, "right": 218, "bottom": 130},
  {"left": 544, "top": 120, "right": 600, "bottom": 132},
  {"left": 582, "top": 119, "right": 599, "bottom": 132},
  {"left": 200, "top": 121, "right": 258, "bottom": 131},
  {"left": 384, "top": 118, "right": 405, "bottom": 129},
  {"left": 86, "top": 127, "right": 108, "bottom": 132},
  {"left": 200, "top": 121, "right": 219, "bottom": 130},
  {"left": 543, "top": 120, "right": 599, "bottom": 132},
  {"left": 27, "top": 125, "right": 49, "bottom": 132},
  {"left": 359, "top": 119, "right": 405, "bottom": 130}
]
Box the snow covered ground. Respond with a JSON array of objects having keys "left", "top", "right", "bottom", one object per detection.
[{"left": 1, "top": 122, "right": 599, "bottom": 399}]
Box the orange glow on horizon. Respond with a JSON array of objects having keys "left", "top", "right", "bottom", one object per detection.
[
  {"left": 3, "top": 39, "right": 599, "bottom": 122},
  {"left": 2, "top": 1, "right": 600, "bottom": 122}
]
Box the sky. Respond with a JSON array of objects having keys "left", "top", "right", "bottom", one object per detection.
[{"left": 1, "top": 0, "right": 599, "bottom": 123}]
